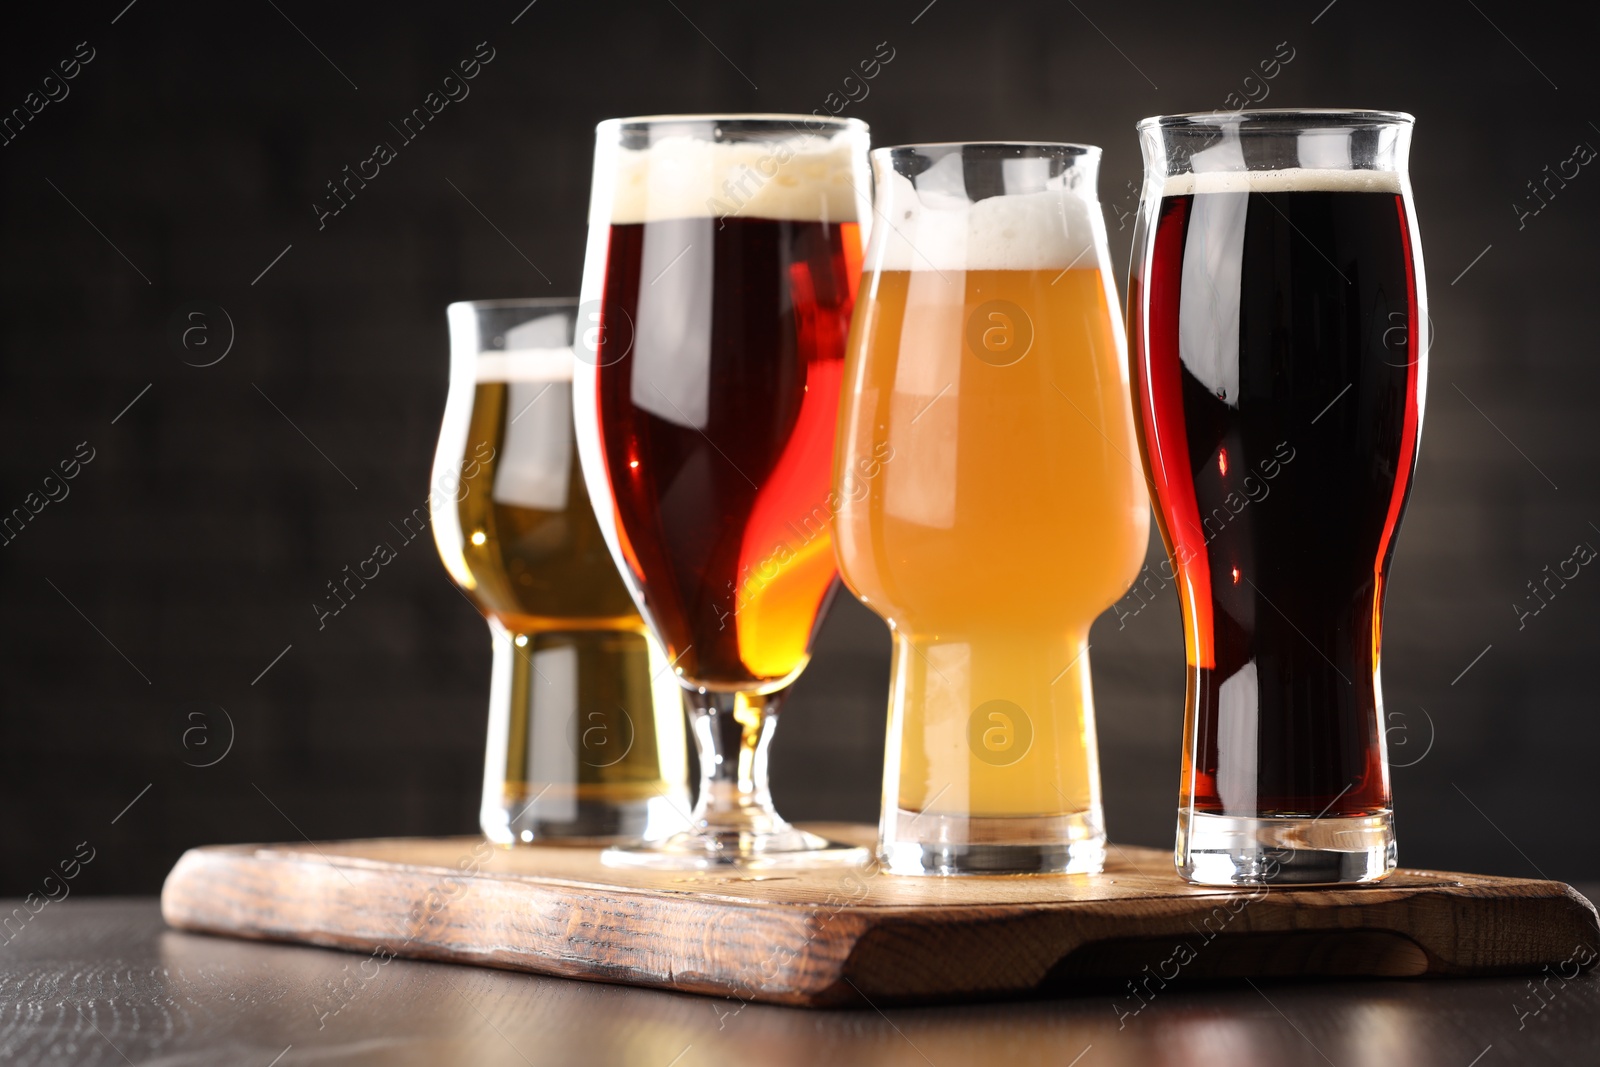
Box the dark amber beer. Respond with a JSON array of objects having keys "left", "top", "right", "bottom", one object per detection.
[
  {"left": 574, "top": 115, "right": 872, "bottom": 868},
  {"left": 1129, "top": 111, "right": 1427, "bottom": 885},
  {"left": 588, "top": 214, "right": 859, "bottom": 686}
]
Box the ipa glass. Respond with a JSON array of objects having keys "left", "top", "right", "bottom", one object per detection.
[
  {"left": 432, "top": 299, "right": 690, "bottom": 845},
  {"left": 835, "top": 142, "right": 1149, "bottom": 875},
  {"left": 1128, "top": 111, "right": 1427, "bottom": 885},
  {"left": 574, "top": 115, "right": 873, "bottom": 868}
]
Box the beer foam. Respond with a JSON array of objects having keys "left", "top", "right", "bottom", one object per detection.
[
  {"left": 1164, "top": 168, "right": 1403, "bottom": 195},
  {"left": 474, "top": 347, "right": 575, "bottom": 382},
  {"left": 605, "top": 133, "right": 862, "bottom": 224},
  {"left": 872, "top": 168, "right": 1103, "bottom": 272}
]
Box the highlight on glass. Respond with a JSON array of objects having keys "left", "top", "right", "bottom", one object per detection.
[
  {"left": 1127, "top": 110, "right": 1427, "bottom": 885},
  {"left": 835, "top": 142, "right": 1150, "bottom": 875},
  {"left": 573, "top": 115, "right": 873, "bottom": 868},
  {"left": 431, "top": 298, "right": 691, "bottom": 845}
]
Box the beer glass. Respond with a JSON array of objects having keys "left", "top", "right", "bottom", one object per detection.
[
  {"left": 574, "top": 115, "right": 873, "bottom": 868},
  {"left": 834, "top": 143, "right": 1150, "bottom": 875},
  {"left": 432, "top": 299, "right": 690, "bottom": 845},
  {"left": 1128, "top": 111, "right": 1427, "bottom": 885}
]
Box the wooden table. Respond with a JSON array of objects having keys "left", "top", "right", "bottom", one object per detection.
[{"left": 3, "top": 898, "right": 1596, "bottom": 1066}]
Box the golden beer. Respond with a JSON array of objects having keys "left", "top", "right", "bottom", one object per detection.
[
  {"left": 834, "top": 143, "right": 1147, "bottom": 873},
  {"left": 432, "top": 300, "right": 688, "bottom": 843}
]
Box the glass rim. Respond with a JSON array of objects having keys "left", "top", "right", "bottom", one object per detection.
[
  {"left": 1136, "top": 108, "right": 1415, "bottom": 132},
  {"left": 595, "top": 113, "right": 868, "bottom": 134},
  {"left": 874, "top": 140, "right": 1100, "bottom": 157},
  {"left": 447, "top": 297, "right": 577, "bottom": 313}
]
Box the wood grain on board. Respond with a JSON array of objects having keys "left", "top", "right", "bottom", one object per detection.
[{"left": 160, "top": 824, "right": 1600, "bottom": 1007}]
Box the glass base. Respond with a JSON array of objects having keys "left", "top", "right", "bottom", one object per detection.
[
  {"left": 879, "top": 807, "right": 1106, "bottom": 876},
  {"left": 601, "top": 827, "right": 870, "bottom": 871},
  {"left": 483, "top": 789, "right": 691, "bottom": 847},
  {"left": 1177, "top": 808, "right": 1397, "bottom": 886}
]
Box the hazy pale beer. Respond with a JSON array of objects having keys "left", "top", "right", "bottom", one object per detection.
[
  {"left": 835, "top": 143, "right": 1149, "bottom": 874},
  {"left": 432, "top": 300, "right": 688, "bottom": 844}
]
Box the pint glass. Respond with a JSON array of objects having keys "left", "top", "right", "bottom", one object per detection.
[
  {"left": 835, "top": 143, "right": 1149, "bottom": 875},
  {"left": 1128, "top": 111, "right": 1427, "bottom": 884},
  {"left": 432, "top": 299, "right": 690, "bottom": 844},
  {"left": 574, "top": 115, "right": 873, "bottom": 868}
]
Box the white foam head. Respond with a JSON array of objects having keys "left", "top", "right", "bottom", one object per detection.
[
  {"left": 602, "top": 131, "right": 863, "bottom": 224},
  {"left": 474, "top": 348, "right": 574, "bottom": 383},
  {"left": 870, "top": 152, "right": 1103, "bottom": 273},
  {"left": 1164, "top": 168, "right": 1403, "bottom": 195},
  {"left": 471, "top": 314, "right": 575, "bottom": 381}
]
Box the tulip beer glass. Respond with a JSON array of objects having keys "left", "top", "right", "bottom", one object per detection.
[
  {"left": 835, "top": 143, "right": 1149, "bottom": 875},
  {"left": 432, "top": 299, "right": 690, "bottom": 845}
]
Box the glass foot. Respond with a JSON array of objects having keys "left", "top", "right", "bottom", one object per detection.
[
  {"left": 1177, "top": 808, "right": 1397, "bottom": 886},
  {"left": 601, "top": 827, "right": 870, "bottom": 870},
  {"left": 483, "top": 788, "right": 692, "bottom": 847},
  {"left": 608, "top": 690, "right": 873, "bottom": 869},
  {"left": 878, "top": 807, "right": 1106, "bottom": 876}
]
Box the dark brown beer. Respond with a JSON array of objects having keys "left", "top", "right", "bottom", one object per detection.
[
  {"left": 1131, "top": 180, "right": 1422, "bottom": 819},
  {"left": 586, "top": 215, "right": 862, "bottom": 687}
]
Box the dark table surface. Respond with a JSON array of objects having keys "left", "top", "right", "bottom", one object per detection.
[{"left": 2, "top": 898, "right": 1597, "bottom": 1066}]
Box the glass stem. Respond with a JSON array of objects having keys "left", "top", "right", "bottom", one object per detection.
[{"left": 685, "top": 689, "right": 789, "bottom": 837}]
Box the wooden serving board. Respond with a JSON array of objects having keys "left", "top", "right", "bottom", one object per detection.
[{"left": 161, "top": 824, "right": 1600, "bottom": 1007}]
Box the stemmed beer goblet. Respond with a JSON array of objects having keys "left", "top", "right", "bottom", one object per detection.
[{"left": 573, "top": 115, "right": 873, "bottom": 869}]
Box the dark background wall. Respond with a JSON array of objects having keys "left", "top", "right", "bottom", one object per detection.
[{"left": 2, "top": 0, "right": 1596, "bottom": 895}]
